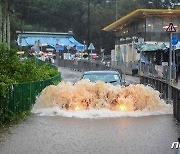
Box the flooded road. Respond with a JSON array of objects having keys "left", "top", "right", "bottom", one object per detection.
[
  {"left": 0, "top": 67, "right": 179, "bottom": 154},
  {"left": 0, "top": 115, "right": 179, "bottom": 154}
]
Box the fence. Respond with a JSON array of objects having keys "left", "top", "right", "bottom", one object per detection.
[
  {"left": 140, "top": 76, "right": 180, "bottom": 123},
  {"left": 58, "top": 59, "right": 123, "bottom": 76},
  {"left": 0, "top": 61, "right": 61, "bottom": 124},
  {"left": 110, "top": 60, "right": 179, "bottom": 81}
]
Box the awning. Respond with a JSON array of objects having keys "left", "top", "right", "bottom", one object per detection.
[
  {"left": 134, "top": 43, "right": 167, "bottom": 52},
  {"left": 17, "top": 34, "right": 84, "bottom": 48}
]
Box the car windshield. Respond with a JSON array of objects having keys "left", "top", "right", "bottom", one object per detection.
[{"left": 82, "top": 73, "right": 121, "bottom": 86}]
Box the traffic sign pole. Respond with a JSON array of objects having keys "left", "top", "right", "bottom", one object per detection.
[
  {"left": 173, "top": 45, "right": 176, "bottom": 84},
  {"left": 88, "top": 43, "right": 95, "bottom": 61},
  {"left": 91, "top": 49, "right": 93, "bottom": 61},
  {"left": 168, "top": 32, "right": 172, "bottom": 100},
  {"left": 166, "top": 22, "right": 176, "bottom": 101}
]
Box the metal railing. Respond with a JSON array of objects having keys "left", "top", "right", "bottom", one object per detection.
[
  {"left": 140, "top": 76, "right": 180, "bottom": 122},
  {"left": 0, "top": 61, "right": 61, "bottom": 124},
  {"left": 58, "top": 59, "right": 123, "bottom": 76}
]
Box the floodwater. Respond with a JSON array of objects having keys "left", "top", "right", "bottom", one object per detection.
[
  {"left": 0, "top": 67, "right": 179, "bottom": 154},
  {"left": 0, "top": 115, "right": 179, "bottom": 154}
]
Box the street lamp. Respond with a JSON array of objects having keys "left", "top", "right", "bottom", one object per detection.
[
  {"left": 123, "top": 45, "right": 127, "bottom": 84},
  {"left": 132, "top": 36, "right": 138, "bottom": 62},
  {"left": 67, "top": 45, "right": 70, "bottom": 60},
  {"left": 87, "top": 0, "right": 90, "bottom": 47},
  {"left": 138, "top": 37, "right": 144, "bottom": 76},
  {"left": 115, "top": 0, "right": 118, "bottom": 20},
  {"left": 106, "top": 0, "right": 119, "bottom": 20},
  {"left": 84, "top": 41, "right": 86, "bottom": 52}
]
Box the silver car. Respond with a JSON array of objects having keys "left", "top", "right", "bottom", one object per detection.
[{"left": 81, "top": 70, "right": 122, "bottom": 86}]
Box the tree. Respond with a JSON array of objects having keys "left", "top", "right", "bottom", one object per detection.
[
  {"left": 138, "top": 0, "right": 179, "bottom": 9},
  {"left": 0, "top": 1, "right": 2, "bottom": 44},
  {"left": 117, "top": 0, "right": 141, "bottom": 17},
  {"left": 0, "top": 0, "right": 12, "bottom": 48}
]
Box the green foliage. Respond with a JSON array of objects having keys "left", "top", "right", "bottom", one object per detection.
[
  {"left": 0, "top": 44, "right": 60, "bottom": 125},
  {"left": 0, "top": 44, "right": 59, "bottom": 84}
]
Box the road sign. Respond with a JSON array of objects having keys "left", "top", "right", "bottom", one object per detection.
[
  {"left": 166, "top": 23, "right": 176, "bottom": 32},
  {"left": 17, "top": 51, "right": 24, "bottom": 55},
  {"left": 56, "top": 45, "right": 64, "bottom": 51},
  {"left": 172, "top": 36, "right": 178, "bottom": 45},
  {"left": 88, "top": 43, "right": 95, "bottom": 50}
]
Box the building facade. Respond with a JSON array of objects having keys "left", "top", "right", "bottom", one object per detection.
[
  {"left": 103, "top": 9, "right": 180, "bottom": 77},
  {"left": 103, "top": 9, "right": 180, "bottom": 62}
]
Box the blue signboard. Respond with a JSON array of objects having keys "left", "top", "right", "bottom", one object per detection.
[
  {"left": 172, "top": 36, "right": 178, "bottom": 45},
  {"left": 56, "top": 45, "right": 64, "bottom": 51},
  {"left": 77, "top": 45, "right": 84, "bottom": 51}
]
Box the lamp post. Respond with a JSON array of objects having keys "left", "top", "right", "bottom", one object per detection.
[
  {"left": 84, "top": 41, "right": 86, "bottom": 52},
  {"left": 115, "top": 0, "right": 118, "bottom": 20},
  {"left": 123, "top": 45, "right": 127, "bottom": 84},
  {"left": 132, "top": 36, "right": 137, "bottom": 62},
  {"left": 138, "top": 37, "right": 144, "bottom": 76},
  {"left": 67, "top": 45, "right": 70, "bottom": 60},
  {"left": 87, "top": 0, "right": 90, "bottom": 48},
  {"left": 106, "top": 0, "right": 118, "bottom": 20}
]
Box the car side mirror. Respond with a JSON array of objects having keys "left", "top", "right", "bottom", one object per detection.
[{"left": 122, "top": 81, "right": 126, "bottom": 85}]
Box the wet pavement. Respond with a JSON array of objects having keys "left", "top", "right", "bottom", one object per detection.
[
  {"left": 0, "top": 67, "right": 179, "bottom": 154},
  {"left": 58, "top": 67, "right": 83, "bottom": 83}
]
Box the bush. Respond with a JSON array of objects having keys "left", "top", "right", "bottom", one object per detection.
[
  {"left": 0, "top": 44, "right": 59, "bottom": 84},
  {"left": 0, "top": 44, "right": 61, "bottom": 124},
  {"left": 0, "top": 44, "right": 59, "bottom": 102}
]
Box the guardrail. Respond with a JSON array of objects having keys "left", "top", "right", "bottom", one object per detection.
[
  {"left": 0, "top": 60, "right": 61, "bottom": 124},
  {"left": 140, "top": 76, "right": 180, "bottom": 122},
  {"left": 58, "top": 59, "right": 123, "bottom": 76}
]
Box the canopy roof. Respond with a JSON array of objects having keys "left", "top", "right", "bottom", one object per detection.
[
  {"left": 134, "top": 43, "right": 167, "bottom": 52},
  {"left": 103, "top": 9, "right": 180, "bottom": 32},
  {"left": 17, "top": 31, "right": 84, "bottom": 48}
]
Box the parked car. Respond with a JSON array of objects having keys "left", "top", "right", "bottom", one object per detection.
[{"left": 81, "top": 70, "right": 122, "bottom": 86}]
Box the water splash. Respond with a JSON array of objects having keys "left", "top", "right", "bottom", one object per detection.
[{"left": 32, "top": 80, "right": 172, "bottom": 118}]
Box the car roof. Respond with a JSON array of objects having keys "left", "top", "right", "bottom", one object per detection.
[{"left": 84, "top": 70, "right": 119, "bottom": 75}]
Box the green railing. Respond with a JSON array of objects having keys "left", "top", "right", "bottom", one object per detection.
[{"left": 0, "top": 60, "right": 61, "bottom": 124}]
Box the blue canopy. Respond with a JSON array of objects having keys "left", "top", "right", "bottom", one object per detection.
[
  {"left": 56, "top": 45, "right": 64, "bottom": 51},
  {"left": 17, "top": 33, "right": 84, "bottom": 49}
]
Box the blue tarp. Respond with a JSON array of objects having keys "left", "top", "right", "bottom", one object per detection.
[
  {"left": 56, "top": 45, "right": 64, "bottom": 51},
  {"left": 76, "top": 45, "right": 84, "bottom": 51},
  {"left": 17, "top": 34, "right": 84, "bottom": 50}
]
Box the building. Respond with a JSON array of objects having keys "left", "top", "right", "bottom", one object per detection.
[
  {"left": 16, "top": 31, "right": 85, "bottom": 60},
  {"left": 16, "top": 31, "right": 84, "bottom": 51},
  {"left": 103, "top": 8, "right": 180, "bottom": 77}
]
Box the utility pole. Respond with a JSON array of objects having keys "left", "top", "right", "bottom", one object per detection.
[
  {"left": 87, "top": 0, "right": 90, "bottom": 48},
  {"left": 123, "top": 45, "right": 126, "bottom": 84},
  {"left": 115, "top": 0, "right": 118, "bottom": 20}
]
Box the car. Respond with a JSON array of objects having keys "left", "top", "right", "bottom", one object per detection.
[{"left": 81, "top": 70, "right": 122, "bottom": 86}]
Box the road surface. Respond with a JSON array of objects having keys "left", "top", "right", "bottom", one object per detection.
[{"left": 0, "top": 67, "right": 179, "bottom": 154}]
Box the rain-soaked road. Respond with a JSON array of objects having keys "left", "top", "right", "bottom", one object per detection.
[{"left": 0, "top": 67, "right": 179, "bottom": 154}]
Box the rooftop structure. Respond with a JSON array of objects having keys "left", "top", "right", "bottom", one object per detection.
[{"left": 16, "top": 31, "right": 83, "bottom": 48}]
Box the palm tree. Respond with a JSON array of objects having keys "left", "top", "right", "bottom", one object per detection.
[
  {"left": 0, "top": 0, "right": 12, "bottom": 48},
  {"left": 7, "top": 0, "right": 11, "bottom": 48},
  {"left": 0, "top": 0, "right": 3, "bottom": 44},
  {"left": 2, "top": 0, "right": 7, "bottom": 44}
]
